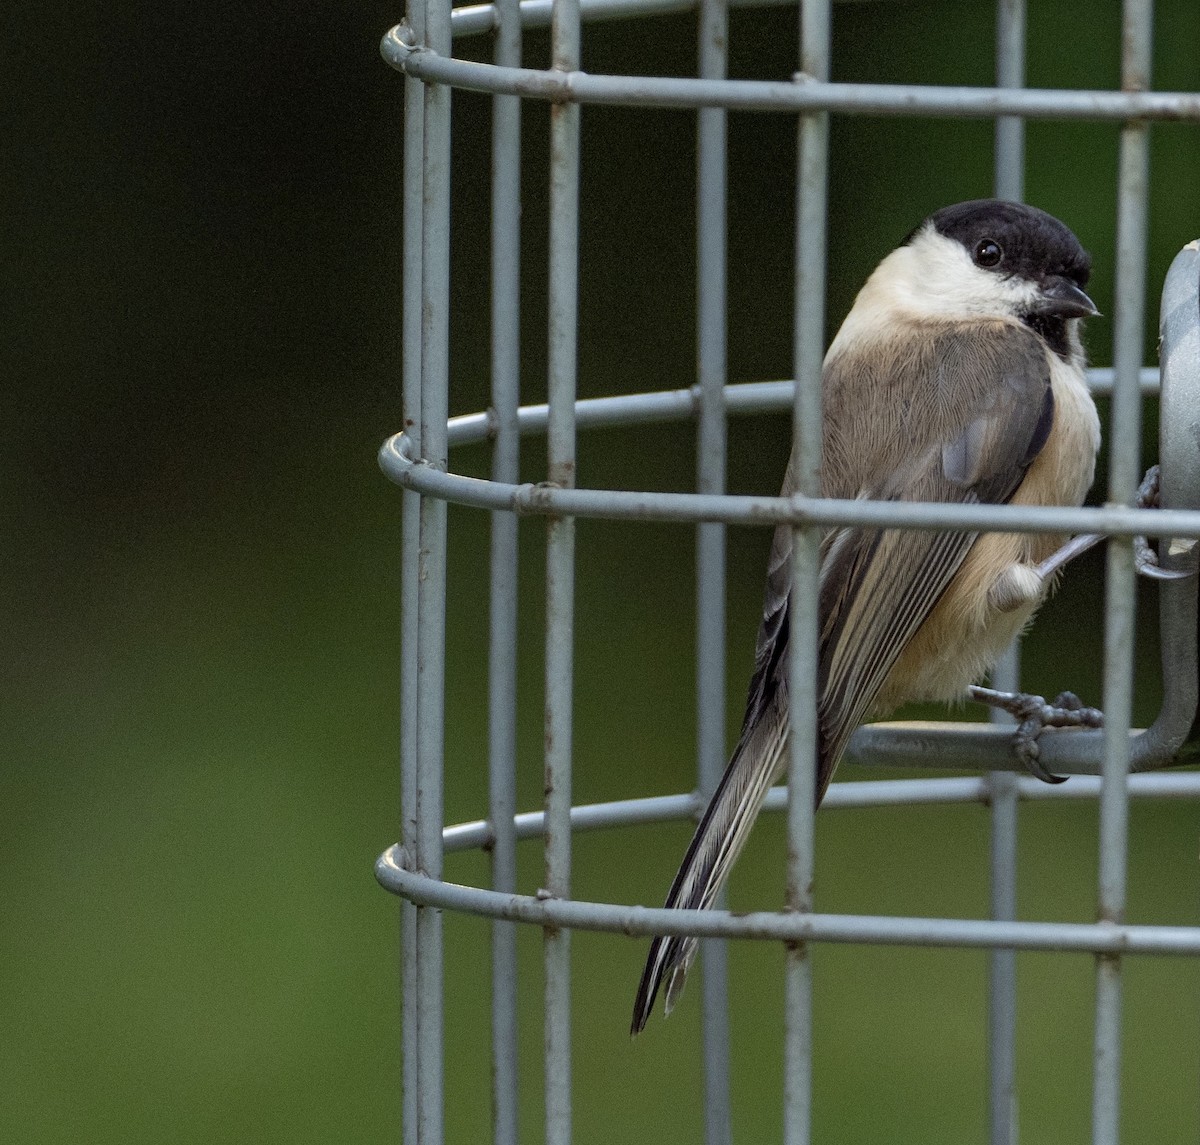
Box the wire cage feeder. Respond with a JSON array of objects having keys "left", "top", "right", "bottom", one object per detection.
[{"left": 374, "top": 1, "right": 1200, "bottom": 1142}]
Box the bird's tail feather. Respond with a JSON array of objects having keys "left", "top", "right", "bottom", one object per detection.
[{"left": 631, "top": 700, "right": 791, "bottom": 1035}]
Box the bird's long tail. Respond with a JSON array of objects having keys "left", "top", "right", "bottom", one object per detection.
[{"left": 630, "top": 695, "right": 794, "bottom": 1035}]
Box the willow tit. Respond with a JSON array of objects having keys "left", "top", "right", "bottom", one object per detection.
[{"left": 631, "top": 199, "right": 1101, "bottom": 1034}]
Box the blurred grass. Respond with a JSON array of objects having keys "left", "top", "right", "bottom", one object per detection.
[{"left": 6, "top": 0, "right": 1200, "bottom": 1140}]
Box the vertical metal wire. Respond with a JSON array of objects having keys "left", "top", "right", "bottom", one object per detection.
[
  {"left": 993, "top": 0, "right": 1025, "bottom": 205},
  {"left": 696, "top": 0, "right": 732, "bottom": 1140},
  {"left": 488, "top": 0, "right": 523, "bottom": 1138},
  {"left": 784, "top": 4, "right": 830, "bottom": 1143},
  {"left": 987, "top": 5, "right": 1026, "bottom": 1143},
  {"left": 544, "top": 0, "right": 581, "bottom": 1141},
  {"left": 1092, "top": 1, "right": 1152, "bottom": 1141},
  {"left": 415, "top": 0, "right": 453, "bottom": 1138},
  {"left": 399, "top": 0, "right": 426, "bottom": 1139},
  {"left": 985, "top": 658, "right": 1021, "bottom": 1145}
]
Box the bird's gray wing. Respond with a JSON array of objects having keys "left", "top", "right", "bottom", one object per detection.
[
  {"left": 812, "top": 328, "right": 1055, "bottom": 787},
  {"left": 631, "top": 324, "right": 1053, "bottom": 1034}
]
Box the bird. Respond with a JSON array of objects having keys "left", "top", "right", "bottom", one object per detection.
[{"left": 631, "top": 199, "right": 1103, "bottom": 1035}]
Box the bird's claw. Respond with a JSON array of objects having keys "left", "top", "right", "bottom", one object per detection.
[
  {"left": 969, "top": 685, "right": 1104, "bottom": 784},
  {"left": 1131, "top": 465, "right": 1192, "bottom": 580},
  {"left": 1132, "top": 534, "right": 1187, "bottom": 579},
  {"left": 1136, "top": 464, "right": 1162, "bottom": 509}
]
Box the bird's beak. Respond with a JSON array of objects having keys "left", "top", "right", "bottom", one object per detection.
[{"left": 1032, "top": 275, "right": 1100, "bottom": 319}]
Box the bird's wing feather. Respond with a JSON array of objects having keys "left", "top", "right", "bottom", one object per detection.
[
  {"left": 631, "top": 322, "right": 1055, "bottom": 1033},
  {"left": 631, "top": 694, "right": 788, "bottom": 1032},
  {"left": 811, "top": 324, "right": 1055, "bottom": 790}
]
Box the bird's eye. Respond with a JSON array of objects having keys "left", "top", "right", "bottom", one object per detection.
[{"left": 974, "top": 239, "right": 1003, "bottom": 267}]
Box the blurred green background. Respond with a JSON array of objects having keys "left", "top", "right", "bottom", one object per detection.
[{"left": 7, "top": 0, "right": 1200, "bottom": 1141}]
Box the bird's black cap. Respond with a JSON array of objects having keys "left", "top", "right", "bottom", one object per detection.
[{"left": 918, "top": 198, "right": 1092, "bottom": 289}]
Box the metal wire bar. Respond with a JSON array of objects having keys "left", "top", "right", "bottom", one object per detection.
[
  {"left": 1093, "top": 2, "right": 1153, "bottom": 1139},
  {"left": 993, "top": 0, "right": 1025, "bottom": 204},
  {"left": 382, "top": 438, "right": 1200, "bottom": 536},
  {"left": 985, "top": 719, "right": 1020, "bottom": 1145},
  {"left": 377, "top": 848, "right": 1200, "bottom": 955},
  {"left": 434, "top": 772, "right": 1200, "bottom": 854},
  {"left": 841, "top": 724, "right": 1154, "bottom": 775},
  {"left": 783, "top": 4, "right": 829, "bottom": 1140},
  {"left": 543, "top": 0, "right": 581, "bottom": 1140},
  {"left": 436, "top": 720, "right": 1188, "bottom": 836},
  {"left": 783, "top": 529, "right": 818, "bottom": 1143},
  {"left": 1154, "top": 246, "right": 1200, "bottom": 765},
  {"left": 988, "top": 5, "right": 1026, "bottom": 1140},
  {"left": 421, "top": 368, "right": 1158, "bottom": 452},
  {"left": 445, "top": 0, "right": 790, "bottom": 39},
  {"left": 399, "top": 0, "right": 426, "bottom": 1135},
  {"left": 695, "top": 0, "right": 731, "bottom": 1138},
  {"left": 1082, "top": 367, "right": 1160, "bottom": 395},
  {"left": 414, "top": 0, "right": 453, "bottom": 1136},
  {"left": 381, "top": 34, "right": 1200, "bottom": 120},
  {"left": 487, "top": 0, "right": 523, "bottom": 1137}
]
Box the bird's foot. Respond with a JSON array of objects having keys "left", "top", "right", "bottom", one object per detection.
[
  {"left": 1136, "top": 463, "right": 1163, "bottom": 509},
  {"left": 1035, "top": 465, "right": 1192, "bottom": 583},
  {"left": 1130, "top": 464, "right": 1187, "bottom": 579},
  {"left": 969, "top": 685, "right": 1104, "bottom": 784}
]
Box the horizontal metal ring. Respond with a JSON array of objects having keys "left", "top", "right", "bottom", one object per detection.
[
  {"left": 383, "top": 31, "right": 1200, "bottom": 121},
  {"left": 443, "top": 0, "right": 806, "bottom": 41},
  {"left": 435, "top": 371, "right": 1160, "bottom": 452},
  {"left": 438, "top": 771, "right": 1200, "bottom": 854},
  {"left": 375, "top": 842, "right": 1200, "bottom": 954},
  {"left": 380, "top": 430, "right": 1200, "bottom": 537}
]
